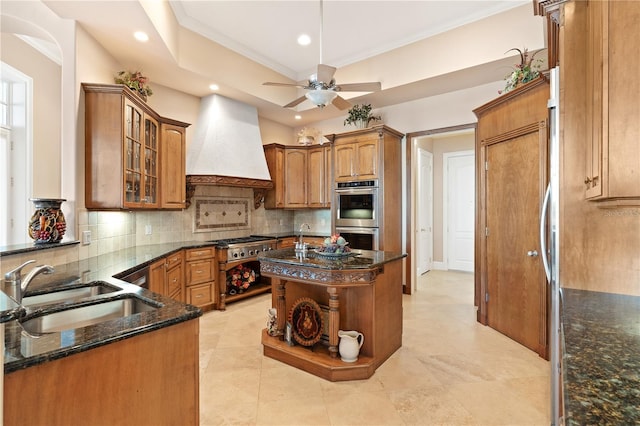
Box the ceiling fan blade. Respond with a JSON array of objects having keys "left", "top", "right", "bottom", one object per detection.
[
  {"left": 336, "top": 82, "right": 382, "bottom": 92},
  {"left": 332, "top": 95, "right": 351, "bottom": 110},
  {"left": 283, "top": 95, "right": 308, "bottom": 108},
  {"left": 316, "top": 64, "right": 336, "bottom": 84},
  {"left": 263, "top": 82, "right": 309, "bottom": 89}
]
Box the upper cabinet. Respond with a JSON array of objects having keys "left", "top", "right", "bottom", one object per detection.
[
  {"left": 263, "top": 143, "right": 331, "bottom": 210},
  {"left": 579, "top": 1, "right": 640, "bottom": 205},
  {"left": 333, "top": 135, "right": 378, "bottom": 182},
  {"left": 160, "top": 122, "right": 187, "bottom": 209},
  {"left": 83, "top": 83, "right": 190, "bottom": 210}
]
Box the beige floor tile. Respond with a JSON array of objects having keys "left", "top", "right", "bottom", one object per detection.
[{"left": 198, "top": 270, "right": 550, "bottom": 425}]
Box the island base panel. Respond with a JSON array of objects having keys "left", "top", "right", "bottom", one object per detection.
[{"left": 262, "top": 329, "right": 375, "bottom": 381}]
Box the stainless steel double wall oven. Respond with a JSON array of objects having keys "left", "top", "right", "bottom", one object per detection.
[{"left": 334, "top": 180, "right": 380, "bottom": 250}]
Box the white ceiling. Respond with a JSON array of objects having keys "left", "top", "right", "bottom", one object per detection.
[{"left": 34, "top": 1, "right": 531, "bottom": 126}]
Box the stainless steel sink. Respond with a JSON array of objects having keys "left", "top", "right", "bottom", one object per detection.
[
  {"left": 20, "top": 296, "right": 160, "bottom": 334},
  {"left": 22, "top": 282, "right": 120, "bottom": 307}
]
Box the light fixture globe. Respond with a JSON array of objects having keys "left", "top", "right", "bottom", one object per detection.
[{"left": 305, "top": 89, "right": 337, "bottom": 108}]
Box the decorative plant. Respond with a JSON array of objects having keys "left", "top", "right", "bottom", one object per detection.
[
  {"left": 344, "top": 104, "right": 381, "bottom": 128},
  {"left": 114, "top": 70, "right": 153, "bottom": 99},
  {"left": 500, "top": 48, "right": 545, "bottom": 94}
]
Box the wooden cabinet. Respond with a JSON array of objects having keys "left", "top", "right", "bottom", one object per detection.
[
  {"left": 328, "top": 125, "right": 404, "bottom": 252},
  {"left": 277, "top": 236, "right": 296, "bottom": 249},
  {"left": 160, "top": 122, "right": 188, "bottom": 209},
  {"left": 263, "top": 144, "right": 285, "bottom": 208},
  {"left": 333, "top": 135, "right": 378, "bottom": 182},
  {"left": 185, "top": 247, "right": 216, "bottom": 310},
  {"left": 149, "top": 258, "right": 166, "bottom": 295},
  {"left": 165, "top": 250, "right": 185, "bottom": 302},
  {"left": 263, "top": 143, "right": 331, "bottom": 209},
  {"left": 582, "top": 0, "right": 640, "bottom": 205},
  {"left": 308, "top": 145, "right": 332, "bottom": 208},
  {"left": 284, "top": 148, "right": 308, "bottom": 208},
  {"left": 5, "top": 319, "right": 200, "bottom": 425},
  {"left": 83, "top": 83, "right": 190, "bottom": 210}
]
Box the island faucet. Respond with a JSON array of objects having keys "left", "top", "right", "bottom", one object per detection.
[
  {"left": 3, "top": 260, "right": 54, "bottom": 303},
  {"left": 298, "top": 223, "right": 311, "bottom": 250}
]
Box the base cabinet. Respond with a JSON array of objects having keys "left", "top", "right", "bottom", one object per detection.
[
  {"left": 185, "top": 247, "right": 216, "bottom": 310},
  {"left": 4, "top": 319, "right": 200, "bottom": 426}
]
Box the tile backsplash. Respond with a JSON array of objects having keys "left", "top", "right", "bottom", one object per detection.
[{"left": 2, "top": 185, "right": 331, "bottom": 271}]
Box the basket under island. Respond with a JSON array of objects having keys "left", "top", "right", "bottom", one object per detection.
[{"left": 258, "top": 248, "right": 406, "bottom": 381}]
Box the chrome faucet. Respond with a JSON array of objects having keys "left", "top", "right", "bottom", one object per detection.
[
  {"left": 3, "top": 260, "right": 54, "bottom": 303},
  {"left": 297, "top": 223, "right": 311, "bottom": 250}
]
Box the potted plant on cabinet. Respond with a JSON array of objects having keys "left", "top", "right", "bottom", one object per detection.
[
  {"left": 114, "top": 70, "right": 154, "bottom": 101},
  {"left": 344, "top": 103, "right": 381, "bottom": 129},
  {"left": 500, "top": 47, "right": 545, "bottom": 94}
]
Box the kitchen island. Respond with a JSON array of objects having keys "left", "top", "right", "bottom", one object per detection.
[{"left": 258, "top": 248, "right": 406, "bottom": 381}]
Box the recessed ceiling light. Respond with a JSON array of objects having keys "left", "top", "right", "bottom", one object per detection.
[
  {"left": 297, "top": 34, "right": 311, "bottom": 46},
  {"left": 294, "top": 115, "right": 302, "bottom": 120},
  {"left": 134, "top": 31, "right": 149, "bottom": 42},
  {"left": 209, "top": 84, "right": 219, "bottom": 91}
]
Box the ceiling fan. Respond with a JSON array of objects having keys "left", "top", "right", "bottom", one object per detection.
[{"left": 263, "top": 0, "right": 382, "bottom": 110}]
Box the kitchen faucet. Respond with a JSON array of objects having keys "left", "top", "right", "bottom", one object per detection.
[
  {"left": 3, "top": 260, "right": 55, "bottom": 303},
  {"left": 297, "top": 223, "right": 311, "bottom": 250}
]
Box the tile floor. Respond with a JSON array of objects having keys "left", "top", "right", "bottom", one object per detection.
[{"left": 199, "top": 270, "right": 550, "bottom": 425}]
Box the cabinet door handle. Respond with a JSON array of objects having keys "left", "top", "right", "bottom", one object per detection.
[
  {"left": 527, "top": 250, "right": 539, "bottom": 257},
  {"left": 196, "top": 270, "right": 203, "bottom": 274},
  {"left": 584, "top": 177, "right": 592, "bottom": 185}
]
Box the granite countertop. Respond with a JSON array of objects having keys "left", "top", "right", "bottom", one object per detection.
[
  {"left": 251, "top": 232, "right": 331, "bottom": 240},
  {"left": 561, "top": 288, "right": 640, "bottom": 425},
  {"left": 3, "top": 241, "right": 218, "bottom": 374},
  {"left": 1, "top": 292, "right": 22, "bottom": 324},
  {"left": 258, "top": 247, "right": 406, "bottom": 270}
]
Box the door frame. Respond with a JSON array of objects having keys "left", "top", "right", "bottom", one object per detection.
[
  {"left": 404, "top": 123, "right": 476, "bottom": 295},
  {"left": 442, "top": 150, "right": 475, "bottom": 271}
]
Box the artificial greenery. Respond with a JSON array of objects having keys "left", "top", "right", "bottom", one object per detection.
[
  {"left": 114, "top": 70, "right": 153, "bottom": 99},
  {"left": 344, "top": 103, "right": 381, "bottom": 127},
  {"left": 500, "top": 48, "right": 544, "bottom": 94}
]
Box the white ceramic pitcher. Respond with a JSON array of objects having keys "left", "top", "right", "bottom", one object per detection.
[{"left": 338, "top": 330, "right": 364, "bottom": 363}]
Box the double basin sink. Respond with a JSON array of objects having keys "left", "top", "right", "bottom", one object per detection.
[{"left": 19, "top": 282, "right": 161, "bottom": 335}]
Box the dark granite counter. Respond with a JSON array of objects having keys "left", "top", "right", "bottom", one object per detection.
[
  {"left": 258, "top": 247, "right": 406, "bottom": 270},
  {"left": 562, "top": 288, "right": 640, "bottom": 425},
  {"left": 3, "top": 241, "right": 218, "bottom": 374},
  {"left": 1, "top": 292, "right": 23, "bottom": 324},
  {"left": 251, "top": 231, "right": 331, "bottom": 240}
]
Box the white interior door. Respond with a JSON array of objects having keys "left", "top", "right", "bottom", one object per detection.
[
  {"left": 444, "top": 151, "right": 474, "bottom": 272},
  {"left": 417, "top": 148, "right": 433, "bottom": 275}
]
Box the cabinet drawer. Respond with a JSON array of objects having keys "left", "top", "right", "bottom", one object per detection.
[
  {"left": 187, "top": 259, "right": 215, "bottom": 285},
  {"left": 166, "top": 251, "right": 184, "bottom": 269},
  {"left": 186, "top": 247, "right": 215, "bottom": 261},
  {"left": 186, "top": 283, "right": 213, "bottom": 307}
]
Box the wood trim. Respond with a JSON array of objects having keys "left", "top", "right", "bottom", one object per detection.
[
  {"left": 481, "top": 122, "right": 544, "bottom": 146},
  {"left": 185, "top": 174, "right": 274, "bottom": 208}
]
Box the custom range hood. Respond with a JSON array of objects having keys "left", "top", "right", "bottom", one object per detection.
[{"left": 186, "top": 94, "right": 273, "bottom": 207}]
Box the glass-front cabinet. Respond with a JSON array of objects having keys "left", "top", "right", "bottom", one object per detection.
[
  {"left": 83, "top": 83, "right": 188, "bottom": 210},
  {"left": 124, "top": 100, "right": 158, "bottom": 208}
]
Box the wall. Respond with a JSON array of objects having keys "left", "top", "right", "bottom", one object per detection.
[{"left": 1, "top": 34, "right": 62, "bottom": 198}]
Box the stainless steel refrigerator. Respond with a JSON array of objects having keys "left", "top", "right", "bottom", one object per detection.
[{"left": 542, "top": 66, "right": 562, "bottom": 426}]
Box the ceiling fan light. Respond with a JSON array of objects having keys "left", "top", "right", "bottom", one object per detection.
[{"left": 305, "top": 89, "right": 337, "bottom": 108}]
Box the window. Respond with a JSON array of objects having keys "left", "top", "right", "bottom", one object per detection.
[{"left": 1, "top": 62, "right": 32, "bottom": 246}]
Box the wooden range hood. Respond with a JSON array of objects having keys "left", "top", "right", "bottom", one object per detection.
[{"left": 185, "top": 175, "right": 273, "bottom": 209}]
